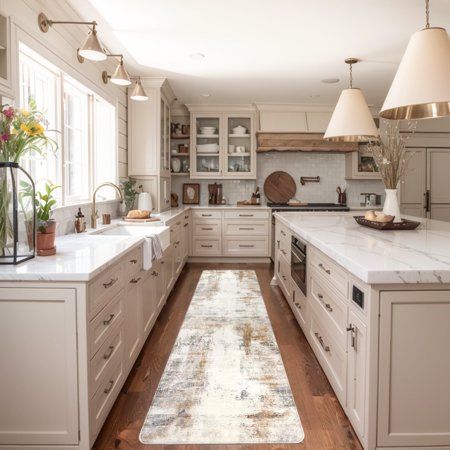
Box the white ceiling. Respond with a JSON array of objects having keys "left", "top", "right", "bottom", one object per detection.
[{"left": 69, "top": 0, "right": 450, "bottom": 107}]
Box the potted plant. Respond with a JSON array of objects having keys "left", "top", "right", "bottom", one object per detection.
[
  {"left": 120, "top": 177, "right": 142, "bottom": 213},
  {"left": 0, "top": 101, "right": 57, "bottom": 263},
  {"left": 367, "top": 121, "right": 413, "bottom": 222}
]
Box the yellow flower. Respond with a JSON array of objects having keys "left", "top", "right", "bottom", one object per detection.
[
  {"left": 20, "top": 123, "right": 32, "bottom": 134},
  {"left": 20, "top": 122, "right": 45, "bottom": 136},
  {"left": 20, "top": 109, "right": 30, "bottom": 117}
]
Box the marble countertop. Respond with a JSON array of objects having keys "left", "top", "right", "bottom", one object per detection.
[{"left": 275, "top": 211, "right": 450, "bottom": 284}]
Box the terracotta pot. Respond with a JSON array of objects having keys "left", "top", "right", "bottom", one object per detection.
[{"left": 37, "top": 220, "right": 56, "bottom": 256}]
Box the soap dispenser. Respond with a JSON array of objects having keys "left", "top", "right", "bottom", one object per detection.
[{"left": 75, "top": 208, "right": 86, "bottom": 233}]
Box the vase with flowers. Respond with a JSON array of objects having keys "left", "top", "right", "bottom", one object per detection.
[
  {"left": 367, "top": 121, "right": 413, "bottom": 223},
  {"left": 0, "top": 101, "right": 57, "bottom": 263}
]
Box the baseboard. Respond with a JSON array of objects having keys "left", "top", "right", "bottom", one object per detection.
[{"left": 187, "top": 257, "right": 272, "bottom": 264}]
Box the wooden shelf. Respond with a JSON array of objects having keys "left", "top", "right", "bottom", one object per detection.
[
  {"left": 171, "top": 172, "right": 190, "bottom": 176},
  {"left": 171, "top": 152, "right": 190, "bottom": 156},
  {"left": 228, "top": 134, "right": 250, "bottom": 138},
  {"left": 171, "top": 135, "right": 190, "bottom": 140},
  {"left": 228, "top": 152, "right": 250, "bottom": 157},
  {"left": 197, "top": 153, "right": 219, "bottom": 156},
  {"left": 197, "top": 134, "right": 219, "bottom": 139}
]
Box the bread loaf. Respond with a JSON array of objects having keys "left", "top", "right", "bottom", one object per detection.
[{"left": 126, "top": 209, "right": 150, "bottom": 219}]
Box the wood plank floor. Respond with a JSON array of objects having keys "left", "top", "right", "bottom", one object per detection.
[{"left": 93, "top": 263, "right": 363, "bottom": 450}]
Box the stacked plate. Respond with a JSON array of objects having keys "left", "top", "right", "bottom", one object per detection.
[
  {"left": 199, "top": 126, "right": 216, "bottom": 135},
  {"left": 197, "top": 143, "right": 219, "bottom": 153}
]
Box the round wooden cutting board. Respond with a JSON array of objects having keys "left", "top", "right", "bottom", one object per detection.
[{"left": 263, "top": 171, "right": 297, "bottom": 203}]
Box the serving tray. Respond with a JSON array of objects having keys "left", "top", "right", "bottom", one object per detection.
[{"left": 354, "top": 216, "right": 421, "bottom": 230}]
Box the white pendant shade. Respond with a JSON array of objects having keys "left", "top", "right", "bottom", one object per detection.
[
  {"left": 380, "top": 27, "right": 450, "bottom": 120},
  {"left": 78, "top": 29, "right": 107, "bottom": 61},
  {"left": 110, "top": 61, "right": 131, "bottom": 86},
  {"left": 324, "top": 88, "right": 378, "bottom": 142},
  {"left": 130, "top": 81, "right": 148, "bottom": 101}
]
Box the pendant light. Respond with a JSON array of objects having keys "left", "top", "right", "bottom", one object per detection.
[
  {"left": 380, "top": 0, "right": 450, "bottom": 120},
  {"left": 130, "top": 78, "right": 148, "bottom": 101},
  {"left": 38, "top": 12, "right": 106, "bottom": 62},
  {"left": 324, "top": 58, "right": 378, "bottom": 142},
  {"left": 101, "top": 55, "right": 131, "bottom": 86}
]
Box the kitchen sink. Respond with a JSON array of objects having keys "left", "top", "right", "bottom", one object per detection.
[{"left": 90, "top": 224, "right": 171, "bottom": 251}]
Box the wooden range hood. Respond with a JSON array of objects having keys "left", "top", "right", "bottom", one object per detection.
[{"left": 256, "top": 132, "right": 358, "bottom": 153}]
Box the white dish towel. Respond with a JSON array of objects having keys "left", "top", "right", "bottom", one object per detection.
[{"left": 143, "top": 234, "right": 164, "bottom": 270}]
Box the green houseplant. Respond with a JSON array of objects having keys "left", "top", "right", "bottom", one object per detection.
[
  {"left": 120, "top": 177, "right": 142, "bottom": 213},
  {"left": 0, "top": 101, "right": 57, "bottom": 260}
]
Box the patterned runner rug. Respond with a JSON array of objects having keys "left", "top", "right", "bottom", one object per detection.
[{"left": 139, "top": 269, "right": 304, "bottom": 444}]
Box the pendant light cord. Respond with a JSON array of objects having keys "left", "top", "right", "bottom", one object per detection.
[
  {"left": 425, "top": 0, "right": 430, "bottom": 28},
  {"left": 349, "top": 62, "right": 353, "bottom": 89}
]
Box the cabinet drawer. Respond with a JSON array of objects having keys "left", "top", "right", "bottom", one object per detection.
[
  {"left": 290, "top": 283, "right": 308, "bottom": 331},
  {"left": 310, "top": 248, "right": 348, "bottom": 297},
  {"left": 90, "top": 359, "right": 124, "bottom": 441},
  {"left": 192, "top": 238, "right": 222, "bottom": 256},
  {"left": 89, "top": 290, "right": 124, "bottom": 358},
  {"left": 193, "top": 221, "right": 221, "bottom": 236},
  {"left": 90, "top": 324, "right": 124, "bottom": 398},
  {"left": 223, "top": 221, "right": 269, "bottom": 236},
  {"left": 277, "top": 254, "right": 291, "bottom": 300},
  {"left": 193, "top": 209, "right": 222, "bottom": 220},
  {"left": 224, "top": 210, "right": 269, "bottom": 220},
  {"left": 310, "top": 268, "right": 348, "bottom": 349},
  {"left": 309, "top": 311, "right": 347, "bottom": 404},
  {"left": 88, "top": 262, "right": 124, "bottom": 319},
  {"left": 223, "top": 237, "right": 269, "bottom": 256},
  {"left": 124, "top": 247, "right": 142, "bottom": 278}
]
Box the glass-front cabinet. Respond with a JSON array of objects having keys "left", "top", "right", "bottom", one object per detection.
[
  {"left": 160, "top": 97, "right": 171, "bottom": 176},
  {"left": 345, "top": 147, "right": 381, "bottom": 180},
  {"left": 190, "top": 110, "right": 256, "bottom": 179}
]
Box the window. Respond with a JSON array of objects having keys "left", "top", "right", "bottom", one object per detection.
[{"left": 18, "top": 43, "right": 117, "bottom": 205}]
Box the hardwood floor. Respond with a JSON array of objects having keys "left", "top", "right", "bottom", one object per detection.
[{"left": 93, "top": 263, "right": 363, "bottom": 450}]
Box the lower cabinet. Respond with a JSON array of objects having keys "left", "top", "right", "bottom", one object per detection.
[
  {"left": 142, "top": 268, "right": 159, "bottom": 336},
  {"left": 0, "top": 288, "right": 79, "bottom": 446}
]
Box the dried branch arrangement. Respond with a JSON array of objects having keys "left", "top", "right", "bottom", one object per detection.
[{"left": 366, "top": 121, "right": 414, "bottom": 189}]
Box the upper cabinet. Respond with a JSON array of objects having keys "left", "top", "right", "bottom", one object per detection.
[
  {"left": 0, "top": 14, "right": 12, "bottom": 96},
  {"left": 188, "top": 106, "right": 256, "bottom": 179},
  {"left": 128, "top": 78, "right": 175, "bottom": 178}
]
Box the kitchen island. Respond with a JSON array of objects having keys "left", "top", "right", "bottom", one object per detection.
[{"left": 274, "top": 212, "right": 450, "bottom": 450}]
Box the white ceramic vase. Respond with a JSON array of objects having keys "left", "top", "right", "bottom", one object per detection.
[
  {"left": 383, "top": 189, "right": 402, "bottom": 222},
  {"left": 171, "top": 157, "right": 181, "bottom": 173}
]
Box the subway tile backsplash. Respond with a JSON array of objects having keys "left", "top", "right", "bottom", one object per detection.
[{"left": 171, "top": 153, "right": 385, "bottom": 207}]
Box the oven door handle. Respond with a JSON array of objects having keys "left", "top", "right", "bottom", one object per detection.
[{"left": 291, "top": 247, "right": 306, "bottom": 263}]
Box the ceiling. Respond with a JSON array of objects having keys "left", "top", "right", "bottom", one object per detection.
[{"left": 68, "top": 0, "right": 450, "bottom": 107}]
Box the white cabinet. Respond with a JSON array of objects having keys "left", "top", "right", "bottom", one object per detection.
[
  {"left": 128, "top": 78, "right": 175, "bottom": 211},
  {"left": 124, "top": 273, "right": 143, "bottom": 371},
  {"left": 188, "top": 107, "right": 257, "bottom": 179},
  {"left": 378, "top": 290, "right": 450, "bottom": 448},
  {"left": 346, "top": 308, "right": 367, "bottom": 440},
  {"left": 0, "top": 288, "right": 79, "bottom": 446},
  {"left": 142, "top": 269, "right": 159, "bottom": 336},
  {"left": 0, "top": 14, "right": 12, "bottom": 95},
  {"left": 306, "top": 111, "right": 333, "bottom": 132}
]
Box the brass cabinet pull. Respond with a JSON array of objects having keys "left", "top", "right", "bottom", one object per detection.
[
  {"left": 281, "top": 249, "right": 287, "bottom": 255},
  {"left": 103, "top": 277, "right": 118, "bottom": 288},
  {"left": 292, "top": 290, "right": 296, "bottom": 302},
  {"left": 129, "top": 259, "right": 138, "bottom": 264},
  {"left": 325, "top": 303, "right": 333, "bottom": 312},
  {"left": 103, "top": 314, "right": 115, "bottom": 326},
  {"left": 201, "top": 244, "right": 213, "bottom": 248},
  {"left": 201, "top": 227, "right": 213, "bottom": 230},
  {"left": 281, "top": 230, "right": 286, "bottom": 236},
  {"left": 318, "top": 263, "right": 331, "bottom": 275},
  {"left": 130, "top": 277, "right": 141, "bottom": 284},
  {"left": 239, "top": 214, "right": 254, "bottom": 217},
  {"left": 151, "top": 270, "right": 159, "bottom": 276},
  {"left": 202, "top": 213, "right": 212, "bottom": 217},
  {"left": 239, "top": 227, "right": 254, "bottom": 231},
  {"left": 103, "top": 380, "right": 114, "bottom": 394},
  {"left": 239, "top": 244, "right": 254, "bottom": 248},
  {"left": 347, "top": 324, "right": 357, "bottom": 350},
  {"left": 103, "top": 345, "right": 114, "bottom": 360},
  {"left": 317, "top": 293, "right": 323, "bottom": 299},
  {"left": 295, "top": 302, "right": 302, "bottom": 309},
  {"left": 184, "top": 215, "right": 189, "bottom": 219},
  {"left": 282, "top": 275, "right": 287, "bottom": 280},
  {"left": 183, "top": 223, "right": 189, "bottom": 227}
]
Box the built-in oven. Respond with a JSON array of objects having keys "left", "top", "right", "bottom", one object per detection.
[{"left": 291, "top": 235, "right": 307, "bottom": 296}]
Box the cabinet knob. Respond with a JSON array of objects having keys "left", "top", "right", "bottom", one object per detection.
[{"left": 103, "top": 277, "right": 118, "bottom": 289}]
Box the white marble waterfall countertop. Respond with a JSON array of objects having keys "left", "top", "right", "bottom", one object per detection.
[{"left": 275, "top": 212, "right": 450, "bottom": 284}]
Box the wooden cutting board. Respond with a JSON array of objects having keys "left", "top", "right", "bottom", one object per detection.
[{"left": 263, "top": 171, "right": 297, "bottom": 203}]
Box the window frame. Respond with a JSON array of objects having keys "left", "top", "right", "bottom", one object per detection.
[{"left": 17, "top": 40, "right": 119, "bottom": 207}]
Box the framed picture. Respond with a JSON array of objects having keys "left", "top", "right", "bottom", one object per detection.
[{"left": 183, "top": 183, "right": 200, "bottom": 204}]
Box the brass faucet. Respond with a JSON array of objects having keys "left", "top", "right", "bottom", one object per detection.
[{"left": 91, "top": 182, "right": 124, "bottom": 229}]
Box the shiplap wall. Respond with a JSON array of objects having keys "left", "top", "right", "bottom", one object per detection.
[
  {"left": 0, "top": 0, "right": 128, "bottom": 176},
  {"left": 0, "top": 0, "right": 129, "bottom": 234}
]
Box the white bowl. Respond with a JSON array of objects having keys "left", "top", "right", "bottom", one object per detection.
[
  {"left": 200, "top": 127, "right": 216, "bottom": 134},
  {"left": 197, "top": 143, "right": 219, "bottom": 153},
  {"left": 232, "top": 125, "right": 247, "bottom": 135}
]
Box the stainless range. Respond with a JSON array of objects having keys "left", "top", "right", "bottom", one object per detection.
[{"left": 269, "top": 202, "right": 350, "bottom": 261}]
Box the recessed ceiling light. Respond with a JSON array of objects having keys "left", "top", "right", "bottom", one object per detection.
[
  {"left": 201, "top": 93, "right": 211, "bottom": 97},
  {"left": 321, "top": 78, "right": 340, "bottom": 84},
  {"left": 190, "top": 52, "right": 205, "bottom": 60}
]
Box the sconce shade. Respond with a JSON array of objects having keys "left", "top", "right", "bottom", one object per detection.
[
  {"left": 78, "top": 28, "right": 106, "bottom": 61},
  {"left": 380, "top": 27, "right": 450, "bottom": 120},
  {"left": 130, "top": 80, "right": 148, "bottom": 101},
  {"left": 324, "top": 88, "right": 378, "bottom": 142},
  {"left": 110, "top": 60, "right": 131, "bottom": 86}
]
